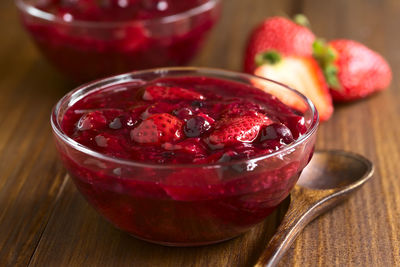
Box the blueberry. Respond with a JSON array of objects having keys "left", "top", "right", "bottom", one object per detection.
[
  {"left": 184, "top": 116, "right": 212, "bottom": 137},
  {"left": 191, "top": 100, "right": 204, "bottom": 108},
  {"left": 284, "top": 115, "right": 306, "bottom": 138},
  {"left": 259, "top": 123, "right": 294, "bottom": 144}
]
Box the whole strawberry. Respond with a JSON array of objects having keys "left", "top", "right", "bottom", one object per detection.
[
  {"left": 313, "top": 39, "right": 392, "bottom": 102},
  {"left": 244, "top": 15, "right": 316, "bottom": 73}
]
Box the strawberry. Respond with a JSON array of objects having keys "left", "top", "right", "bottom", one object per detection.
[
  {"left": 76, "top": 109, "right": 124, "bottom": 131},
  {"left": 76, "top": 111, "right": 107, "bottom": 131},
  {"left": 244, "top": 15, "right": 316, "bottom": 73},
  {"left": 253, "top": 51, "right": 333, "bottom": 121},
  {"left": 208, "top": 113, "right": 272, "bottom": 148},
  {"left": 130, "top": 113, "right": 183, "bottom": 144},
  {"left": 313, "top": 39, "right": 392, "bottom": 102},
  {"left": 143, "top": 85, "right": 205, "bottom": 101}
]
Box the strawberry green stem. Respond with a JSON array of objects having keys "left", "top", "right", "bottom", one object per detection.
[
  {"left": 255, "top": 50, "right": 282, "bottom": 66},
  {"left": 293, "top": 14, "right": 311, "bottom": 28},
  {"left": 312, "top": 39, "right": 341, "bottom": 89}
]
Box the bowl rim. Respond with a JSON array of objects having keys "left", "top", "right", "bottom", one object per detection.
[
  {"left": 15, "top": 0, "right": 221, "bottom": 28},
  {"left": 50, "top": 67, "right": 319, "bottom": 170}
]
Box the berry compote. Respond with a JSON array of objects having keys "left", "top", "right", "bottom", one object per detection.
[
  {"left": 52, "top": 69, "right": 318, "bottom": 246},
  {"left": 17, "top": 0, "right": 220, "bottom": 81}
]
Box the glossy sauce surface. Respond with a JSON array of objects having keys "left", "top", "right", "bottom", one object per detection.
[{"left": 62, "top": 76, "right": 307, "bottom": 164}]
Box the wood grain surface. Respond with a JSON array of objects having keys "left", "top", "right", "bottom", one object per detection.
[{"left": 1, "top": 0, "right": 399, "bottom": 266}]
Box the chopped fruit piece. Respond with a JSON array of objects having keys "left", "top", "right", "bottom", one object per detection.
[
  {"left": 95, "top": 135, "right": 108, "bottom": 147},
  {"left": 254, "top": 51, "right": 333, "bottom": 121},
  {"left": 208, "top": 113, "right": 273, "bottom": 147},
  {"left": 109, "top": 117, "right": 122, "bottom": 129},
  {"left": 313, "top": 39, "right": 392, "bottom": 102},
  {"left": 244, "top": 15, "right": 316, "bottom": 73},
  {"left": 143, "top": 85, "right": 205, "bottom": 101},
  {"left": 259, "top": 123, "right": 294, "bottom": 144},
  {"left": 94, "top": 133, "right": 124, "bottom": 149},
  {"left": 131, "top": 113, "right": 183, "bottom": 144},
  {"left": 184, "top": 116, "right": 212, "bottom": 137},
  {"left": 77, "top": 111, "right": 107, "bottom": 131}
]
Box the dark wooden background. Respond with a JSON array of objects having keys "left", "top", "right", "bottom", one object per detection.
[{"left": 1, "top": 0, "right": 399, "bottom": 266}]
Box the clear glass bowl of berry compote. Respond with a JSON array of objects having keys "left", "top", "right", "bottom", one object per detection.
[
  {"left": 16, "top": 0, "right": 221, "bottom": 82},
  {"left": 51, "top": 67, "right": 319, "bottom": 246}
]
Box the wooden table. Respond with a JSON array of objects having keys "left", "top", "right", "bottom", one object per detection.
[{"left": 1, "top": 0, "right": 399, "bottom": 266}]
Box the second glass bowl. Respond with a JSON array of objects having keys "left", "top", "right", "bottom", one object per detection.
[{"left": 16, "top": 0, "right": 221, "bottom": 81}]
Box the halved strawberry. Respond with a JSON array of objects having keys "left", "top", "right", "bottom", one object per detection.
[
  {"left": 253, "top": 51, "right": 333, "bottom": 121},
  {"left": 313, "top": 39, "right": 392, "bottom": 102},
  {"left": 76, "top": 111, "right": 107, "bottom": 131},
  {"left": 208, "top": 113, "right": 273, "bottom": 148},
  {"left": 244, "top": 15, "right": 316, "bottom": 73},
  {"left": 143, "top": 85, "right": 205, "bottom": 101},
  {"left": 130, "top": 113, "right": 183, "bottom": 144}
]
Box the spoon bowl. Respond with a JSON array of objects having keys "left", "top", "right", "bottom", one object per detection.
[
  {"left": 255, "top": 150, "right": 374, "bottom": 267},
  {"left": 299, "top": 150, "right": 373, "bottom": 190}
]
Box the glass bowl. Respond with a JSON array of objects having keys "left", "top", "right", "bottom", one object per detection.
[
  {"left": 50, "top": 67, "right": 319, "bottom": 246},
  {"left": 16, "top": 0, "right": 221, "bottom": 82}
]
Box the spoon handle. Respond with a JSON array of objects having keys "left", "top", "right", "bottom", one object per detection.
[{"left": 254, "top": 186, "right": 336, "bottom": 267}]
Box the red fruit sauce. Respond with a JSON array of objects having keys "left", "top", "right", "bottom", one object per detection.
[
  {"left": 57, "top": 76, "right": 314, "bottom": 245},
  {"left": 62, "top": 76, "right": 307, "bottom": 162},
  {"left": 20, "top": 0, "right": 220, "bottom": 81}
]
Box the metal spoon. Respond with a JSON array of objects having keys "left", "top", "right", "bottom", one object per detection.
[{"left": 254, "top": 150, "right": 374, "bottom": 267}]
